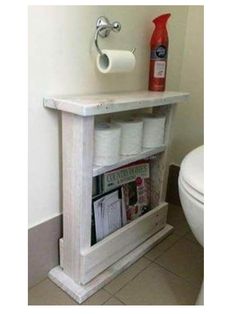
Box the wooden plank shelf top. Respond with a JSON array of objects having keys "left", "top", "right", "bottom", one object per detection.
[{"left": 44, "top": 90, "right": 189, "bottom": 116}]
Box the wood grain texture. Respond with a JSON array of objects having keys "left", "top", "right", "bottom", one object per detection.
[
  {"left": 80, "top": 203, "right": 168, "bottom": 284},
  {"left": 158, "top": 105, "right": 177, "bottom": 202},
  {"left": 150, "top": 153, "right": 163, "bottom": 208},
  {"left": 44, "top": 91, "right": 189, "bottom": 116},
  {"left": 148, "top": 105, "right": 169, "bottom": 207},
  {"left": 62, "top": 112, "right": 94, "bottom": 283}
]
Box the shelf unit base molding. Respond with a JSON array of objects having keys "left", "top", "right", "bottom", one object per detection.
[{"left": 48, "top": 224, "right": 174, "bottom": 304}]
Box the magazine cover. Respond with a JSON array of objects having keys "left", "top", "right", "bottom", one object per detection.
[{"left": 103, "top": 160, "right": 151, "bottom": 222}]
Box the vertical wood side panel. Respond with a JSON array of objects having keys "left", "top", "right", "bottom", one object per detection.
[
  {"left": 153, "top": 104, "right": 177, "bottom": 202},
  {"left": 150, "top": 153, "right": 162, "bottom": 208},
  {"left": 62, "top": 112, "right": 94, "bottom": 283}
]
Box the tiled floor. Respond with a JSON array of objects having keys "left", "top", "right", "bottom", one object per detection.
[{"left": 28, "top": 204, "right": 204, "bottom": 305}]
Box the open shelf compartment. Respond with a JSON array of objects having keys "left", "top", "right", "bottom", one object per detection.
[{"left": 60, "top": 202, "right": 169, "bottom": 284}]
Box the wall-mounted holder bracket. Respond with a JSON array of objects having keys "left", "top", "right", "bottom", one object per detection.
[{"left": 94, "top": 16, "right": 136, "bottom": 56}]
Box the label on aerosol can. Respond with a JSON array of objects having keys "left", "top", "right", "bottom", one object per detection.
[{"left": 150, "top": 45, "right": 167, "bottom": 78}]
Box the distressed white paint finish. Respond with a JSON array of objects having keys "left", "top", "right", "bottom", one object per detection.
[
  {"left": 150, "top": 153, "right": 163, "bottom": 208},
  {"left": 93, "top": 145, "right": 166, "bottom": 177},
  {"left": 44, "top": 91, "right": 189, "bottom": 116},
  {"left": 62, "top": 112, "right": 94, "bottom": 283},
  {"left": 154, "top": 104, "right": 177, "bottom": 202},
  {"left": 46, "top": 91, "right": 188, "bottom": 300},
  {"left": 80, "top": 202, "right": 168, "bottom": 284},
  {"left": 49, "top": 224, "right": 174, "bottom": 304},
  {"left": 148, "top": 105, "right": 171, "bottom": 207}
]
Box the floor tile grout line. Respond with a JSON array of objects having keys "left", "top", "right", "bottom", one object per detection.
[
  {"left": 101, "top": 294, "right": 126, "bottom": 305},
  {"left": 184, "top": 238, "right": 199, "bottom": 245},
  {"left": 145, "top": 233, "right": 184, "bottom": 260},
  {"left": 103, "top": 232, "right": 187, "bottom": 298},
  {"left": 170, "top": 230, "right": 204, "bottom": 258},
  {"left": 111, "top": 293, "right": 127, "bottom": 305},
  {"left": 109, "top": 260, "right": 202, "bottom": 305},
  {"left": 29, "top": 277, "right": 51, "bottom": 291},
  {"left": 102, "top": 230, "right": 192, "bottom": 301},
  {"left": 167, "top": 229, "right": 201, "bottom": 247},
  {"left": 152, "top": 260, "right": 203, "bottom": 289},
  {"left": 80, "top": 233, "right": 197, "bottom": 303},
  {"left": 182, "top": 233, "right": 202, "bottom": 245},
  {"left": 101, "top": 294, "right": 113, "bottom": 305},
  {"left": 104, "top": 232, "right": 186, "bottom": 298},
  {"left": 108, "top": 258, "right": 153, "bottom": 299},
  {"left": 144, "top": 229, "right": 194, "bottom": 262}
]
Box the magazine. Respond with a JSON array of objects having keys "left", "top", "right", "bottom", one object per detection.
[
  {"left": 103, "top": 161, "right": 151, "bottom": 223},
  {"left": 91, "top": 187, "right": 126, "bottom": 244}
]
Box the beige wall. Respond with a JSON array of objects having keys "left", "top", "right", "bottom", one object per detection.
[
  {"left": 169, "top": 6, "right": 204, "bottom": 165},
  {"left": 28, "top": 5, "right": 203, "bottom": 227}
]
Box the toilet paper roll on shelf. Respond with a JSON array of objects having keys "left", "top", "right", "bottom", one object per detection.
[
  {"left": 112, "top": 118, "right": 143, "bottom": 156},
  {"left": 97, "top": 49, "right": 136, "bottom": 73},
  {"left": 142, "top": 115, "right": 166, "bottom": 148},
  {"left": 94, "top": 122, "right": 121, "bottom": 166}
]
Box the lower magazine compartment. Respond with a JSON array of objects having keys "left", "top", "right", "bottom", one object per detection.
[{"left": 59, "top": 202, "right": 168, "bottom": 284}]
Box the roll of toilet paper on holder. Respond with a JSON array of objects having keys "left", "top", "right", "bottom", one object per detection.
[
  {"left": 97, "top": 49, "right": 136, "bottom": 74},
  {"left": 94, "top": 122, "right": 121, "bottom": 166}
]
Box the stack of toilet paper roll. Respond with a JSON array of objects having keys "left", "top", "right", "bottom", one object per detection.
[
  {"left": 94, "top": 122, "right": 121, "bottom": 166},
  {"left": 112, "top": 118, "right": 143, "bottom": 156},
  {"left": 141, "top": 114, "right": 166, "bottom": 148},
  {"left": 94, "top": 114, "right": 166, "bottom": 166}
]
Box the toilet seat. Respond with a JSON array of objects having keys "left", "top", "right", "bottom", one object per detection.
[
  {"left": 179, "top": 145, "right": 204, "bottom": 204},
  {"left": 180, "top": 146, "right": 204, "bottom": 194},
  {"left": 178, "top": 145, "right": 204, "bottom": 304},
  {"left": 179, "top": 173, "right": 204, "bottom": 204}
]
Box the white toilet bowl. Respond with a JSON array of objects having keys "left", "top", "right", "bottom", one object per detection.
[{"left": 178, "top": 145, "right": 204, "bottom": 304}]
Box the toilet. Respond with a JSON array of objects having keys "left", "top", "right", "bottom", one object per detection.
[{"left": 178, "top": 145, "right": 204, "bottom": 304}]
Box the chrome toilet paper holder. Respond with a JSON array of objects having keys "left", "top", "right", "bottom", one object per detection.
[{"left": 95, "top": 16, "right": 136, "bottom": 56}]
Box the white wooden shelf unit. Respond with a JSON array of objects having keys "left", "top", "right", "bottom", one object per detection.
[{"left": 44, "top": 90, "right": 189, "bottom": 303}]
